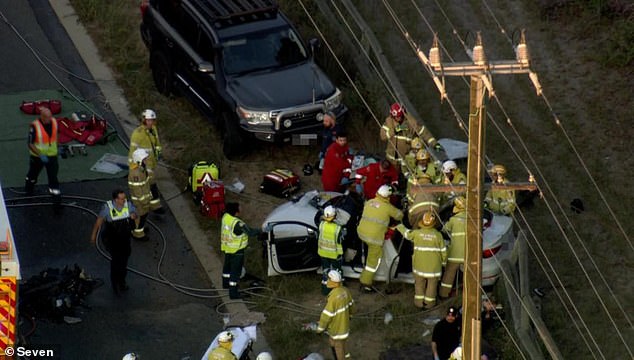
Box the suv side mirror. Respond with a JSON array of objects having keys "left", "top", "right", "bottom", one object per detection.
[
  {"left": 309, "top": 38, "right": 320, "bottom": 56},
  {"left": 198, "top": 61, "right": 214, "bottom": 73}
]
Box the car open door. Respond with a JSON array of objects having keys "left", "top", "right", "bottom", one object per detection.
[{"left": 265, "top": 221, "right": 320, "bottom": 276}]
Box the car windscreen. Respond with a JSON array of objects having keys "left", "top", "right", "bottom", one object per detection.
[{"left": 221, "top": 27, "right": 308, "bottom": 75}]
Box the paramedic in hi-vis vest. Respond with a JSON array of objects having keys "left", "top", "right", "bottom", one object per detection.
[
  {"left": 318, "top": 205, "right": 346, "bottom": 295},
  {"left": 128, "top": 149, "right": 152, "bottom": 241},
  {"left": 25, "top": 107, "right": 61, "bottom": 203},
  {"left": 129, "top": 109, "right": 164, "bottom": 214},
  {"left": 357, "top": 185, "right": 403, "bottom": 292},
  {"left": 220, "top": 202, "right": 260, "bottom": 299}
]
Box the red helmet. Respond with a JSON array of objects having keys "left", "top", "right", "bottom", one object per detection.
[{"left": 390, "top": 103, "right": 404, "bottom": 119}]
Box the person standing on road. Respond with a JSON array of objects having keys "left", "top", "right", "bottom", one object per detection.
[
  {"left": 318, "top": 111, "right": 343, "bottom": 172},
  {"left": 318, "top": 205, "right": 346, "bottom": 295},
  {"left": 357, "top": 185, "right": 403, "bottom": 292},
  {"left": 484, "top": 164, "right": 516, "bottom": 215},
  {"left": 128, "top": 149, "right": 152, "bottom": 241},
  {"left": 90, "top": 189, "right": 137, "bottom": 295},
  {"left": 439, "top": 196, "right": 467, "bottom": 299},
  {"left": 221, "top": 202, "right": 260, "bottom": 299},
  {"left": 129, "top": 109, "right": 164, "bottom": 214},
  {"left": 316, "top": 270, "right": 355, "bottom": 360},
  {"left": 208, "top": 331, "right": 238, "bottom": 360},
  {"left": 321, "top": 131, "right": 352, "bottom": 192},
  {"left": 24, "top": 107, "right": 61, "bottom": 203},
  {"left": 395, "top": 212, "right": 446, "bottom": 309},
  {"left": 432, "top": 306, "right": 462, "bottom": 360}
]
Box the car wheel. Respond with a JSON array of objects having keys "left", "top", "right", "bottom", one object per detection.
[
  {"left": 150, "top": 51, "right": 173, "bottom": 96},
  {"left": 222, "top": 112, "right": 246, "bottom": 159}
]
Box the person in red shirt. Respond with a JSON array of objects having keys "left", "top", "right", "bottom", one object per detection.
[
  {"left": 354, "top": 160, "right": 399, "bottom": 199},
  {"left": 321, "top": 132, "right": 351, "bottom": 192}
]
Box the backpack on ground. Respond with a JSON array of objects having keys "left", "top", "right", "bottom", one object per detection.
[
  {"left": 200, "top": 180, "right": 225, "bottom": 219},
  {"left": 259, "top": 169, "right": 300, "bottom": 198}
]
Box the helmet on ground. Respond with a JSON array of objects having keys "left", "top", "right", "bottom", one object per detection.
[
  {"left": 420, "top": 212, "right": 436, "bottom": 228},
  {"left": 410, "top": 137, "right": 423, "bottom": 150},
  {"left": 302, "top": 354, "right": 325, "bottom": 360},
  {"left": 376, "top": 184, "right": 392, "bottom": 198},
  {"left": 323, "top": 205, "right": 336, "bottom": 220},
  {"left": 453, "top": 196, "right": 466, "bottom": 213},
  {"left": 327, "top": 270, "right": 342, "bottom": 283},
  {"left": 449, "top": 346, "right": 463, "bottom": 360},
  {"left": 122, "top": 354, "right": 138, "bottom": 360},
  {"left": 256, "top": 352, "right": 273, "bottom": 360},
  {"left": 141, "top": 109, "right": 156, "bottom": 120},
  {"left": 416, "top": 149, "right": 430, "bottom": 161},
  {"left": 442, "top": 160, "right": 458, "bottom": 173},
  {"left": 132, "top": 149, "right": 149, "bottom": 164},
  {"left": 390, "top": 103, "right": 404, "bottom": 119},
  {"left": 218, "top": 331, "right": 234, "bottom": 343},
  {"left": 303, "top": 163, "right": 313, "bottom": 176},
  {"left": 492, "top": 164, "right": 506, "bottom": 176}
]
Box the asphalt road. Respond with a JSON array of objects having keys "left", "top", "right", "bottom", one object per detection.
[{"left": 1, "top": 1, "right": 224, "bottom": 359}]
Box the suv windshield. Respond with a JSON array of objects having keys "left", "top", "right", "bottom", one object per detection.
[{"left": 222, "top": 26, "right": 308, "bottom": 75}]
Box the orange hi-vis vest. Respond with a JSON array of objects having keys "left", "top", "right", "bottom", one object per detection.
[{"left": 29, "top": 118, "right": 58, "bottom": 156}]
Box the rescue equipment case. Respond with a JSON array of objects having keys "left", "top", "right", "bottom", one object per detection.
[
  {"left": 188, "top": 161, "right": 220, "bottom": 193},
  {"left": 259, "top": 169, "right": 300, "bottom": 198},
  {"left": 200, "top": 180, "right": 225, "bottom": 219}
]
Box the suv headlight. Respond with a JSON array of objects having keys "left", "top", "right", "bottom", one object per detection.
[
  {"left": 324, "top": 88, "right": 342, "bottom": 111},
  {"left": 237, "top": 106, "right": 272, "bottom": 125}
]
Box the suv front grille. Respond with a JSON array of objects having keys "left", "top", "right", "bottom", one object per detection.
[{"left": 272, "top": 107, "right": 323, "bottom": 134}]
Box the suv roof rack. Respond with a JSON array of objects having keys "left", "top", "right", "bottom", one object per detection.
[{"left": 192, "top": 0, "right": 278, "bottom": 27}]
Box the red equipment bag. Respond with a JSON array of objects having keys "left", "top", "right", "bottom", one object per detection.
[
  {"left": 200, "top": 180, "right": 225, "bottom": 219},
  {"left": 20, "top": 99, "right": 62, "bottom": 115},
  {"left": 57, "top": 115, "right": 107, "bottom": 145},
  {"left": 259, "top": 169, "right": 300, "bottom": 198}
]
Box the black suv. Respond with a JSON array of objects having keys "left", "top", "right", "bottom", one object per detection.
[{"left": 140, "top": 0, "right": 347, "bottom": 157}]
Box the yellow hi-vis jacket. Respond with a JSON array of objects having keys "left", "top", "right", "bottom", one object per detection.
[
  {"left": 29, "top": 118, "right": 58, "bottom": 156},
  {"left": 317, "top": 286, "right": 355, "bottom": 340},
  {"left": 127, "top": 163, "right": 152, "bottom": 215},
  {"left": 381, "top": 113, "right": 437, "bottom": 164},
  {"left": 220, "top": 213, "right": 248, "bottom": 254},
  {"left": 443, "top": 211, "right": 467, "bottom": 263},
  {"left": 357, "top": 196, "right": 403, "bottom": 246},
  {"left": 128, "top": 124, "right": 161, "bottom": 170},
  {"left": 485, "top": 179, "right": 516, "bottom": 215},
  {"left": 400, "top": 225, "right": 447, "bottom": 278},
  {"left": 318, "top": 221, "right": 343, "bottom": 259},
  {"left": 207, "top": 346, "right": 237, "bottom": 360}
]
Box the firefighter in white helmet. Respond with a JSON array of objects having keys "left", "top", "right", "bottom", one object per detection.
[
  {"left": 439, "top": 196, "right": 467, "bottom": 299},
  {"left": 128, "top": 149, "right": 152, "bottom": 241},
  {"left": 440, "top": 160, "right": 466, "bottom": 206},
  {"left": 208, "top": 331, "right": 237, "bottom": 360},
  {"left": 484, "top": 164, "right": 516, "bottom": 215},
  {"left": 122, "top": 353, "right": 138, "bottom": 360},
  {"left": 318, "top": 205, "right": 346, "bottom": 295},
  {"left": 256, "top": 352, "right": 273, "bottom": 360},
  {"left": 129, "top": 109, "right": 164, "bottom": 214},
  {"left": 396, "top": 212, "right": 447, "bottom": 309},
  {"left": 316, "top": 270, "right": 355, "bottom": 360},
  {"left": 357, "top": 185, "right": 403, "bottom": 292}
]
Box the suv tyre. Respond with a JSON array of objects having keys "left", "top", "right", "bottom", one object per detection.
[
  {"left": 222, "top": 112, "right": 246, "bottom": 159},
  {"left": 150, "top": 50, "right": 173, "bottom": 96}
]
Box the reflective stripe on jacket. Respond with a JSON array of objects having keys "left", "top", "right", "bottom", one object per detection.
[
  {"left": 220, "top": 213, "right": 249, "bottom": 254},
  {"left": 318, "top": 221, "right": 343, "bottom": 259},
  {"left": 485, "top": 180, "right": 516, "bottom": 214},
  {"left": 30, "top": 118, "right": 58, "bottom": 156},
  {"left": 402, "top": 227, "right": 447, "bottom": 277},
  {"left": 357, "top": 196, "right": 403, "bottom": 246},
  {"left": 443, "top": 211, "right": 467, "bottom": 263},
  {"left": 129, "top": 125, "right": 161, "bottom": 170},
  {"left": 128, "top": 164, "right": 152, "bottom": 213},
  {"left": 317, "top": 286, "right": 354, "bottom": 340}
]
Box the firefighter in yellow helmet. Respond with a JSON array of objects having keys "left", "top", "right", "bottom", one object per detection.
[
  {"left": 129, "top": 109, "right": 164, "bottom": 214},
  {"left": 316, "top": 270, "right": 355, "bottom": 360},
  {"left": 407, "top": 173, "right": 439, "bottom": 229},
  {"left": 357, "top": 185, "right": 403, "bottom": 292},
  {"left": 208, "top": 331, "right": 238, "bottom": 360},
  {"left": 318, "top": 205, "right": 346, "bottom": 295},
  {"left": 395, "top": 212, "right": 447, "bottom": 309},
  {"left": 439, "top": 196, "right": 467, "bottom": 298},
  {"left": 128, "top": 149, "right": 152, "bottom": 241},
  {"left": 484, "top": 164, "right": 516, "bottom": 215},
  {"left": 403, "top": 137, "right": 424, "bottom": 177},
  {"left": 440, "top": 160, "right": 466, "bottom": 207}
]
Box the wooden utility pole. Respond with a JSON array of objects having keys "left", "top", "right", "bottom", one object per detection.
[{"left": 424, "top": 31, "right": 537, "bottom": 359}]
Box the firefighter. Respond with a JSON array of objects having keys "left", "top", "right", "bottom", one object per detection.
[
  {"left": 407, "top": 173, "right": 440, "bottom": 229},
  {"left": 396, "top": 212, "right": 447, "bottom": 309},
  {"left": 90, "top": 189, "right": 137, "bottom": 295},
  {"left": 128, "top": 149, "right": 152, "bottom": 241},
  {"left": 221, "top": 202, "right": 260, "bottom": 299},
  {"left": 439, "top": 197, "right": 467, "bottom": 299},
  {"left": 24, "top": 107, "right": 61, "bottom": 203},
  {"left": 380, "top": 103, "right": 440, "bottom": 172},
  {"left": 354, "top": 159, "right": 399, "bottom": 200},
  {"left": 129, "top": 109, "right": 164, "bottom": 214},
  {"left": 403, "top": 137, "right": 424, "bottom": 177},
  {"left": 357, "top": 185, "right": 403, "bottom": 292},
  {"left": 318, "top": 205, "right": 346, "bottom": 295},
  {"left": 316, "top": 270, "right": 355, "bottom": 360},
  {"left": 412, "top": 148, "right": 442, "bottom": 184},
  {"left": 321, "top": 131, "right": 352, "bottom": 192},
  {"left": 484, "top": 164, "right": 516, "bottom": 215},
  {"left": 208, "top": 331, "right": 238, "bottom": 360},
  {"left": 440, "top": 160, "right": 466, "bottom": 207}
]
